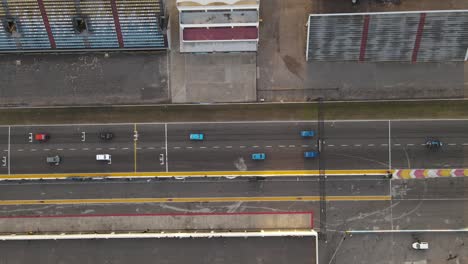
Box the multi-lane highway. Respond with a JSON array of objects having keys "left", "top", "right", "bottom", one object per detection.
[{"left": 0, "top": 120, "right": 467, "bottom": 176}]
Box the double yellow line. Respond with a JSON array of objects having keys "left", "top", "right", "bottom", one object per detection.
[
  {"left": 0, "top": 169, "right": 390, "bottom": 180},
  {"left": 0, "top": 195, "right": 391, "bottom": 206}
]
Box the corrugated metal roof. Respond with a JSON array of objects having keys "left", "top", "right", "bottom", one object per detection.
[
  {"left": 365, "top": 13, "right": 419, "bottom": 61},
  {"left": 0, "top": 0, "right": 166, "bottom": 51},
  {"left": 418, "top": 12, "right": 468, "bottom": 62},
  {"left": 307, "top": 10, "right": 468, "bottom": 62},
  {"left": 0, "top": 0, "right": 51, "bottom": 50},
  {"left": 307, "top": 15, "right": 363, "bottom": 61}
]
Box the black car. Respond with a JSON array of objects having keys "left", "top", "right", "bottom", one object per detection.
[{"left": 99, "top": 132, "right": 114, "bottom": 140}]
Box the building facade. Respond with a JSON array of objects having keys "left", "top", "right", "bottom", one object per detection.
[
  {"left": 306, "top": 10, "right": 468, "bottom": 62},
  {"left": 176, "top": 0, "right": 259, "bottom": 53},
  {"left": 0, "top": 0, "right": 167, "bottom": 52}
]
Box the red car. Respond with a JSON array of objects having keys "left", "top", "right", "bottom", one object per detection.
[{"left": 35, "top": 133, "right": 50, "bottom": 142}]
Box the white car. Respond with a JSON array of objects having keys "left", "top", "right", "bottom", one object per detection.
[
  {"left": 96, "top": 154, "right": 111, "bottom": 164},
  {"left": 412, "top": 242, "right": 429, "bottom": 250}
]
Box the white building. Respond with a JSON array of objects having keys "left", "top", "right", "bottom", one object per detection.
[{"left": 176, "top": 0, "right": 260, "bottom": 53}]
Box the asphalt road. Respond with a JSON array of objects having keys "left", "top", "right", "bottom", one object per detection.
[
  {"left": 0, "top": 237, "right": 316, "bottom": 264},
  {"left": 0, "top": 120, "right": 467, "bottom": 175},
  {"left": 0, "top": 177, "right": 466, "bottom": 232},
  {"left": 0, "top": 177, "right": 466, "bottom": 263}
]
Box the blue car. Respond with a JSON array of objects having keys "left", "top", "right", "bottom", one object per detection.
[
  {"left": 189, "top": 133, "right": 204, "bottom": 141},
  {"left": 304, "top": 151, "right": 318, "bottom": 158},
  {"left": 300, "top": 130, "right": 315, "bottom": 137},
  {"left": 251, "top": 153, "right": 266, "bottom": 160}
]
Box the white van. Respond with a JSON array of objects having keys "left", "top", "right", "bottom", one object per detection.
[{"left": 96, "top": 154, "right": 111, "bottom": 164}]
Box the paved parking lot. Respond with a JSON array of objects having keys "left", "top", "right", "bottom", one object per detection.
[
  {"left": 257, "top": 0, "right": 467, "bottom": 102},
  {"left": 0, "top": 52, "right": 169, "bottom": 107},
  {"left": 323, "top": 232, "right": 468, "bottom": 264},
  {"left": 0, "top": 237, "right": 316, "bottom": 264}
]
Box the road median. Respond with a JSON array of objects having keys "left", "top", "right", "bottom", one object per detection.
[{"left": 1, "top": 100, "right": 468, "bottom": 125}]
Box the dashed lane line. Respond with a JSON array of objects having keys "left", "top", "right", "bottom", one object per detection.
[
  {"left": 288, "top": 145, "right": 295, "bottom": 148},
  {"left": 226, "top": 146, "right": 232, "bottom": 148}
]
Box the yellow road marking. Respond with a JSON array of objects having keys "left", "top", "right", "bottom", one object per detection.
[
  {"left": 0, "top": 195, "right": 391, "bottom": 205},
  {"left": 0, "top": 169, "right": 390, "bottom": 179}
]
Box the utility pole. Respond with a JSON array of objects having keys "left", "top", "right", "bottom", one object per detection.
[{"left": 316, "top": 97, "right": 327, "bottom": 242}]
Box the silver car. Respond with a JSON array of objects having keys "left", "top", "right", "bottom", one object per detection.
[{"left": 46, "top": 155, "right": 61, "bottom": 166}]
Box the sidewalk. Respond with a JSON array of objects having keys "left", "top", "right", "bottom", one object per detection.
[
  {"left": 0, "top": 100, "right": 467, "bottom": 125},
  {"left": 0, "top": 211, "right": 313, "bottom": 234}
]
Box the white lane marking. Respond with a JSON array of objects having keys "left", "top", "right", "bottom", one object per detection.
[
  {"left": 174, "top": 147, "right": 181, "bottom": 149},
  {"left": 7, "top": 126, "right": 10, "bottom": 175},
  {"left": 288, "top": 145, "right": 295, "bottom": 148},
  {"left": 109, "top": 148, "right": 116, "bottom": 150},
  {"left": 213, "top": 146, "right": 220, "bottom": 149},
  {"left": 354, "top": 144, "right": 361, "bottom": 147},
  {"left": 164, "top": 123, "right": 168, "bottom": 173},
  {"left": 200, "top": 147, "right": 206, "bottom": 149},
  {"left": 252, "top": 146, "right": 259, "bottom": 148},
  {"left": 57, "top": 148, "right": 63, "bottom": 151},
  {"left": 148, "top": 147, "right": 155, "bottom": 150},
  {"left": 265, "top": 146, "right": 272, "bottom": 148},
  {"left": 381, "top": 144, "right": 388, "bottom": 146},
  {"left": 341, "top": 144, "right": 348, "bottom": 147},
  {"left": 279, "top": 145, "right": 286, "bottom": 148},
  {"left": 18, "top": 149, "right": 23, "bottom": 152},
  {"left": 420, "top": 144, "right": 426, "bottom": 146},
  {"left": 3, "top": 149, "right": 8, "bottom": 152},
  {"left": 394, "top": 144, "right": 401, "bottom": 146},
  {"left": 136, "top": 147, "right": 142, "bottom": 150},
  {"left": 301, "top": 145, "right": 309, "bottom": 147},
  {"left": 82, "top": 148, "right": 89, "bottom": 151},
  {"left": 186, "top": 147, "right": 192, "bottom": 149},
  {"left": 406, "top": 144, "right": 414, "bottom": 146},
  {"left": 226, "top": 146, "right": 233, "bottom": 148},
  {"left": 368, "top": 144, "right": 374, "bottom": 147},
  {"left": 328, "top": 145, "right": 335, "bottom": 147},
  {"left": 448, "top": 143, "right": 456, "bottom": 146},
  {"left": 463, "top": 143, "right": 468, "bottom": 146},
  {"left": 122, "top": 148, "right": 129, "bottom": 150},
  {"left": 69, "top": 148, "right": 76, "bottom": 151},
  {"left": 31, "top": 149, "right": 37, "bottom": 151},
  {"left": 388, "top": 120, "right": 391, "bottom": 171}
]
